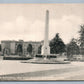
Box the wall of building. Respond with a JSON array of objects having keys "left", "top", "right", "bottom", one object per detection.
[
  {"left": 1, "top": 41, "right": 11, "bottom": 55},
  {"left": 10, "top": 41, "right": 16, "bottom": 55},
  {"left": 1, "top": 40, "right": 42, "bottom": 56}
]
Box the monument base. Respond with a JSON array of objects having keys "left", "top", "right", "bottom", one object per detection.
[
  {"left": 41, "top": 45, "right": 50, "bottom": 55},
  {"left": 26, "top": 54, "right": 70, "bottom": 64}
]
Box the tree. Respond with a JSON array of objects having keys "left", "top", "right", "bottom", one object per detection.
[
  {"left": 66, "top": 38, "right": 80, "bottom": 58},
  {"left": 79, "top": 25, "right": 84, "bottom": 55},
  {"left": 0, "top": 44, "right": 1, "bottom": 51},
  {"left": 27, "top": 44, "right": 32, "bottom": 55},
  {"left": 49, "top": 33, "right": 66, "bottom": 54},
  {"left": 38, "top": 45, "right": 42, "bottom": 54}
]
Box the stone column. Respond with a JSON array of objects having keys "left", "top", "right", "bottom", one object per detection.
[{"left": 41, "top": 10, "right": 50, "bottom": 56}]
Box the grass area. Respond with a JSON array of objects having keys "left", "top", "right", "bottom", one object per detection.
[{"left": 3, "top": 56, "right": 32, "bottom": 60}]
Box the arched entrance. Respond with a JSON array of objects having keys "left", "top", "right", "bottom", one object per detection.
[
  {"left": 27, "top": 44, "right": 32, "bottom": 56},
  {"left": 3, "top": 48, "right": 10, "bottom": 56},
  {"left": 17, "top": 44, "right": 23, "bottom": 56}
]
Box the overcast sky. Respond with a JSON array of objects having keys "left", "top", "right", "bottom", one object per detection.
[{"left": 0, "top": 4, "right": 84, "bottom": 44}]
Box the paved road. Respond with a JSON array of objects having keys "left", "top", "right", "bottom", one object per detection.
[{"left": 0, "top": 60, "right": 84, "bottom": 80}]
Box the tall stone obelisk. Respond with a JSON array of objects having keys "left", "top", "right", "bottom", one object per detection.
[{"left": 41, "top": 10, "right": 50, "bottom": 56}]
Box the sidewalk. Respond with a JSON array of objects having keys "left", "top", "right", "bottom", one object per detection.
[
  {"left": 0, "top": 60, "right": 77, "bottom": 75},
  {"left": 0, "top": 61, "right": 84, "bottom": 80}
]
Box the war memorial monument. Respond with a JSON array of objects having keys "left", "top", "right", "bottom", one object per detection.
[{"left": 27, "top": 10, "right": 68, "bottom": 64}]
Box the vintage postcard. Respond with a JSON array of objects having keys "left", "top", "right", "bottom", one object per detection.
[{"left": 0, "top": 3, "right": 84, "bottom": 81}]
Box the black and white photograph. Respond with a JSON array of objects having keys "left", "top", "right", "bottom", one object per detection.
[{"left": 0, "top": 4, "right": 84, "bottom": 81}]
